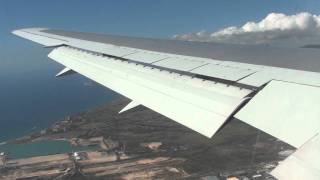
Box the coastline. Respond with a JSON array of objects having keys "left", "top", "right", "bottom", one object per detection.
[{"left": 1, "top": 98, "right": 295, "bottom": 179}]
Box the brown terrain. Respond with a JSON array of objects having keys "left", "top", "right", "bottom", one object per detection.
[{"left": 0, "top": 98, "right": 294, "bottom": 180}]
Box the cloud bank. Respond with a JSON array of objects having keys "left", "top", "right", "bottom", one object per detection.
[{"left": 173, "top": 12, "right": 320, "bottom": 46}]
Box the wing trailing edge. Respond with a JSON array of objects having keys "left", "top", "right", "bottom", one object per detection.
[
  {"left": 48, "top": 46, "right": 252, "bottom": 138},
  {"left": 271, "top": 134, "right": 320, "bottom": 180},
  {"left": 236, "top": 80, "right": 320, "bottom": 148}
]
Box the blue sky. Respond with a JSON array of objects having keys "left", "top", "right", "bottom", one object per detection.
[
  {"left": 1, "top": 0, "right": 320, "bottom": 73},
  {"left": 1, "top": 0, "right": 320, "bottom": 38}
]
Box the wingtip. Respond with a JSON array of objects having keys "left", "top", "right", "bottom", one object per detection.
[
  {"left": 11, "top": 28, "right": 49, "bottom": 35},
  {"left": 11, "top": 29, "right": 21, "bottom": 35}
]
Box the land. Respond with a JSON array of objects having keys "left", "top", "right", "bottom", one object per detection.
[{"left": 0, "top": 98, "right": 294, "bottom": 180}]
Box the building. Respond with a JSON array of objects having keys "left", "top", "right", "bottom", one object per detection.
[{"left": 0, "top": 152, "right": 7, "bottom": 167}]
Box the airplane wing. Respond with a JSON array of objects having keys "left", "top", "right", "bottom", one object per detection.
[{"left": 13, "top": 28, "right": 320, "bottom": 179}]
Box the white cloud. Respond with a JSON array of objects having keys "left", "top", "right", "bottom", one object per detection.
[{"left": 173, "top": 12, "right": 320, "bottom": 46}]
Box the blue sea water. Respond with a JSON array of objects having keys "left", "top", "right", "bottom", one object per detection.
[
  {"left": 0, "top": 65, "right": 119, "bottom": 158},
  {"left": 0, "top": 40, "right": 119, "bottom": 159},
  {"left": 0, "top": 67, "right": 118, "bottom": 142},
  {"left": 0, "top": 140, "right": 100, "bottom": 159}
]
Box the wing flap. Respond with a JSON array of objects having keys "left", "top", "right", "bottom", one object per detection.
[
  {"left": 48, "top": 46, "right": 252, "bottom": 137},
  {"left": 236, "top": 80, "right": 320, "bottom": 148},
  {"left": 271, "top": 134, "right": 320, "bottom": 180}
]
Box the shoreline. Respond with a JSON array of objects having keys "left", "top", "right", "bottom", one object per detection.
[{"left": 0, "top": 98, "right": 294, "bottom": 179}]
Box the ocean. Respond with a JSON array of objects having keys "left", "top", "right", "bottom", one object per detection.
[
  {"left": 0, "top": 140, "right": 100, "bottom": 159},
  {"left": 0, "top": 66, "right": 119, "bottom": 158}
]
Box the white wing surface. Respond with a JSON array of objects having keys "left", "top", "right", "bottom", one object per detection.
[
  {"left": 13, "top": 28, "right": 320, "bottom": 179},
  {"left": 12, "top": 27, "right": 320, "bottom": 142},
  {"left": 48, "top": 46, "right": 251, "bottom": 137}
]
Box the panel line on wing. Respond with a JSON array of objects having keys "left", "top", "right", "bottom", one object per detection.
[{"left": 48, "top": 46, "right": 252, "bottom": 138}]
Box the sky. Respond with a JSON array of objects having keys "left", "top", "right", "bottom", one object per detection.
[
  {"left": 0, "top": 1, "right": 320, "bottom": 140},
  {"left": 174, "top": 12, "right": 320, "bottom": 46},
  {"left": 1, "top": 0, "right": 320, "bottom": 73},
  {"left": 1, "top": 1, "right": 320, "bottom": 69}
]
